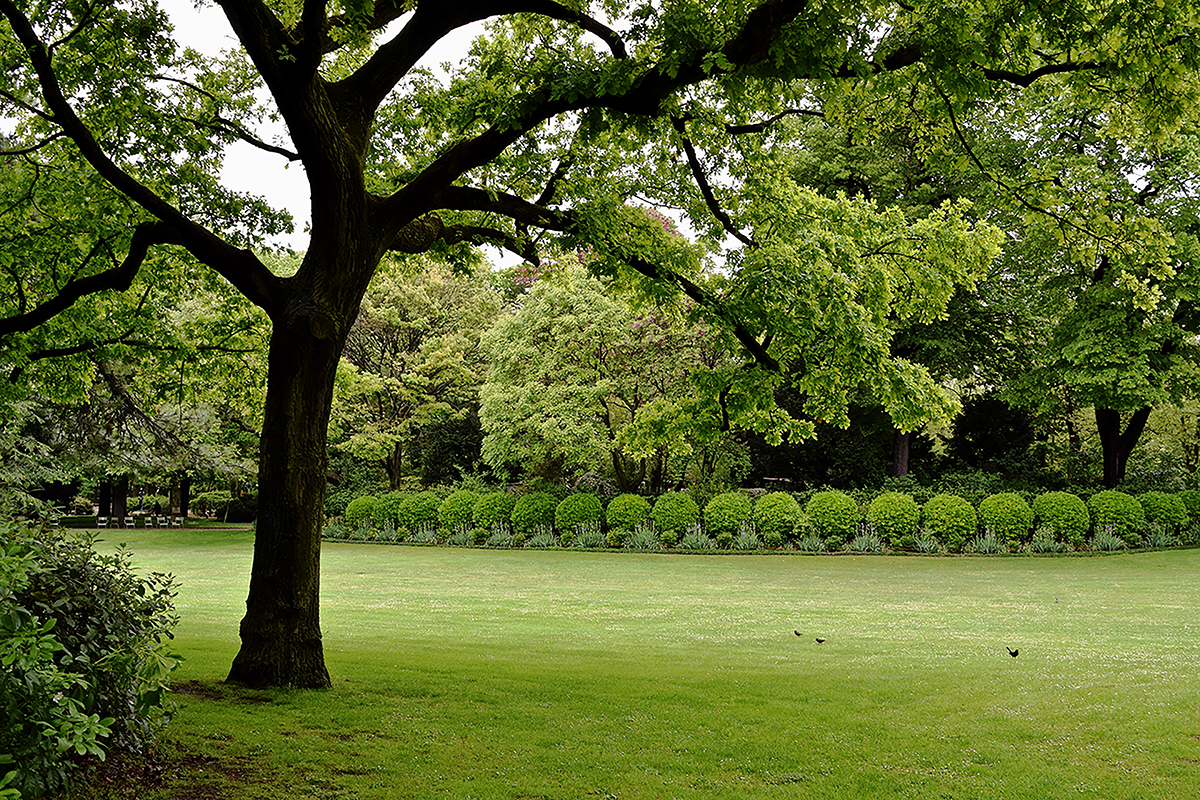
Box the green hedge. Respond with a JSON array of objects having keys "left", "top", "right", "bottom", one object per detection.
[
  {"left": 1087, "top": 490, "right": 1145, "bottom": 545},
  {"left": 978, "top": 493, "right": 1033, "bottom": 548},
  {"left": 866, "top": 492, "right": 920, "bottom": 547},
  {"left": 704, "top": 492, "right": 752, "bottom": 538},
  {"left": 806, "top": 491, "right": 860, "bottom": 540},
  {"left": 607, "top": 494, "right": 651, "bottom": 530},
  {"left": 1032, "top": 491, "right": 1089, "bottom": 549},
  {"left": 921, "top": 494, "right": 976, "bottom": 551}
]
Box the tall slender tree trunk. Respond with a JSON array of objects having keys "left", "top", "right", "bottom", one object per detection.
[
  {"left": 1095, "top": 406, "right": 1151, "bottom": 489},
  {"left": 892, "top": 430, "right": 911, "bottom": 478},
  {"left": 227, "top": 298, "right": 345, "bottom": 689},
  {"left": 382, "top": 442, "right": 404, "bottom": 490}
]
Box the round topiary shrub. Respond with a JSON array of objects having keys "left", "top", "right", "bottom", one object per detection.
[
  {"left": 555, "top": 493, "right": 603, "bottom": 534},
  {"left": 344, "top": 495, "right": 378, "bottom": 530},
  {"left": 372, "top": 491, "right": 406, "bottom": 526},
  {"left": 512, "top": 491, "right": 557, "bottom": 535},
  {"left": 866, "top": 492, "right": 920, "bottom": 547},
  {"left": 1138, "top": 491, "right": 1188, "bottom": 534},
  {"left": 1176, "top": 489, "right": 1200, "bottom": 526},
  {"left": 473, "top": 492, "right": 516, "bottom": 530},
  {"left": 652, "top": 492, "right": 700, "bottom": 537},
  {"left": 1031, "top": 491, "right": 1090, "bottom": 549},
  {"left": 437, "top": 489, "right": 479, "bottom": 532},
  {"left": 753, "top": 492, "right": 802, "bottom": 543},
  {"left": 606, "top": 493, "right": 652, "bottom": 531},
  {"left": 921, "top": 494, "right": 977, "bottom": 552},
  {"left": 703, "top": 492, "right": 753, "bottom": 539},
  {"left": 806, "top": 490, "right": 861, "bottom": 540},
  {"left": 978, "top": 492, "right": 1034, "bottom": 548},
  {"left": 1087, "top": 490, "right": 1145, "bottom": 545},
  {"left": 389, "top": 491, "right": 440, "bottom": 534}
]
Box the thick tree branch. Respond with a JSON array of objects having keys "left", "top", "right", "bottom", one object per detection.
[
  {"left": 382, "top": 0, "right": 814, "bottom": 231},
  {"left": 1, "top": 0, "right": 284, "bottom": 312},
  {"left": 978, "top": 60, "right": 1107, "bottom": 87},
  {"left": 340, "top": 0, "right": 627, "bottom": 114},
  {"left": 671, "top": 116, "right": 755, "bottom": 248},
  {"left": 0, "top": 222, "right": 161, "bottom": 336},
  {"left": 725, "top": 108, "right": 824, "bottom": 134}
]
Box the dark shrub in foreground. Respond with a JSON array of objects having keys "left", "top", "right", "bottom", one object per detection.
[{"left": 1, "top": 523, "right": 180, "bottom": 797}]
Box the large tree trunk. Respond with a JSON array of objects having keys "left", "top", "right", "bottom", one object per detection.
[
  {"left": 227, "top": 302, "right": 344, "bottom": 689},
  {"left": 1096, "top": 406, "right": 1151, "bottom": 489}
]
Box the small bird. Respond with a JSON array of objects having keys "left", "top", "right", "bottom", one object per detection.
[
  {"left": 816, "top": 637, "right": 826, "bottom": 644},
  {"left": 1007, "top": 647, "right": 1019, "bottom": 658},
  {"left": 794, "top": 630, "right": 802, "bottom": 637}
]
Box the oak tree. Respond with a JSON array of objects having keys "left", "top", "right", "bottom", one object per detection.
[{"left": 2, "top": 0, "right": 1195, "bottom": 687}]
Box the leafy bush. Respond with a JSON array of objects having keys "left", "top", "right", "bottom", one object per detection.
[
  {"left": 190, "top": 490, "right": 227, "bottom": 516},
  {"left": 865, "top": 492, "right": 920, "bottom": 547},
  {"left": 606, "top": 494, "right": 652, "bottom": 531},
  {"left": 921, "top": 494, "right": 977, "bottom": 551},
  {"left": 703, "top": 493, "right": 752, "bottom": 539},
  {"left": 437, "top": 489, "right": 479, "bottom": 532},
  {"left": 1, "top": 524, "right": 180, "bottom": 797},
  {"left": 555, "top": 494, "right": 603, "bottom": 533},
  {"left": 324, "top": 487, "right": 357, "bottom": 519},
  {"left": 651, "top": 492, "right": 700, "bottom": 535},
  {"left": 752, "top": 492, "right": 803, "bottom": 542},
  {"left": 1087, "top": 490, "right": 1145, "bottom": 545},
  {"left": 1177, "top": 489, "right": 1200, "bottom": 525},
  {"left": 372, "top": 491, "right": 406, "bottom": 526},
  {"left": 512, "top": 492, "right": 558, "bottom": 535},
  {"left": 806, "top": 491, "right": 861, "bottom": 540},
  {"left": 472, "top": 492, "right": 516, "bottom": 529},
  {"left": 978, "top": 493, "right": 1033, "bottom": 548},
  {"left": 606, "top": 528, "right": 631, "bottom": 548},
  {"left": 393, "top": 492, "right": 441, "bottom": 533},
  {"left": 1032, "top": 492, "right": 1089, "bottom": 549},
  {"left": 1138, "top": 491, "right": 1188, "bottom": 534},
  {"left": 344, "top": 495, "right": 378, "bottom": 530}
]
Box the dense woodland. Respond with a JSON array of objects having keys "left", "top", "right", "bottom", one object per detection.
[{"left": 3, "top": 0, "right": 1200, "bottom": 688}]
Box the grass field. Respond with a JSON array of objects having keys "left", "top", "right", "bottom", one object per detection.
[{"left": 72, "top": 529, "right": 1200, "bottom": 799}]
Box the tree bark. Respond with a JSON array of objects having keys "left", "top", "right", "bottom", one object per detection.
[
  {"left": 382, "top": 442, "right": 404, "bottom": 490},
  {"left": 1095, "top": 406, "right": 1151, "bottom": 489},
  {"left": 112, "top": 475, "right": 128, "bottom": 526},
  {"left": 226, "top": 300, "right": 345, "bottom": 689},
  {"left": 892, "top": 430, "right": 911, "bottom": 478}
]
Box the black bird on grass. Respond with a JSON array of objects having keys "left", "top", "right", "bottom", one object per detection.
[
  {"left": 816, "top": 637, "right": 826, "bottom": 644},
  {"left": 1007, "top": 647, "right": 1019, "bottom": 658},
  {"left": 794, "top": 630, "right": 802, "bottom": 637}
]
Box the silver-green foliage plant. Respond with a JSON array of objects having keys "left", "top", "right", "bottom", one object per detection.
[
  {"left": 806, "top": 491, "right": 861, "bottom": 540},
  {"left": 1087, "top": 491, "right": 1145, "bottom": 546},
  {"left": 0, "top": 523, "right": 180, "bottom": 797},
  {"left": 703, "top": 493, "right": 752, "bottom": 539},
  {"left": 1090, "top": 525, "right": 1127, "bottom": 551},
  {"left": 1032, "top": 492, "right": 1089, "bottom": 549},
  {"left": 752, "top": 492, "right": 802, "bottom": 543},
  {"left": 967, "top": 531, "right": 1005, "bottom": 554},
  {"left": 978, "top": 493, "right": 1033, "bottom": 549},
  {"left": 1137, "top": 492, "right": 1187, "bottom": 534},
  {"left": 866, "top": 492, "right": 920, "bottom": 547},
  {"left": 921, "top": 494, "right": 977, "bottom": 552},
  {"left": 1031, "top": 528, "right": 1067, "bottom": 553}
]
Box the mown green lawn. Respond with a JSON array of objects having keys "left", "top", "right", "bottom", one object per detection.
[{"left": 75, "top": 530, "right": 1200, "bottom": 799}]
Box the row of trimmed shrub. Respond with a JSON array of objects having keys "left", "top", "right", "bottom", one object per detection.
[{"left": 329, "top": 487, "right": 1199, "bottom": 552}]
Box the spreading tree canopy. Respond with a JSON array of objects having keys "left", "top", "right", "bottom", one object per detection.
[{"left": 2, "top": 0, "right": 1197, "bottom": 687}]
